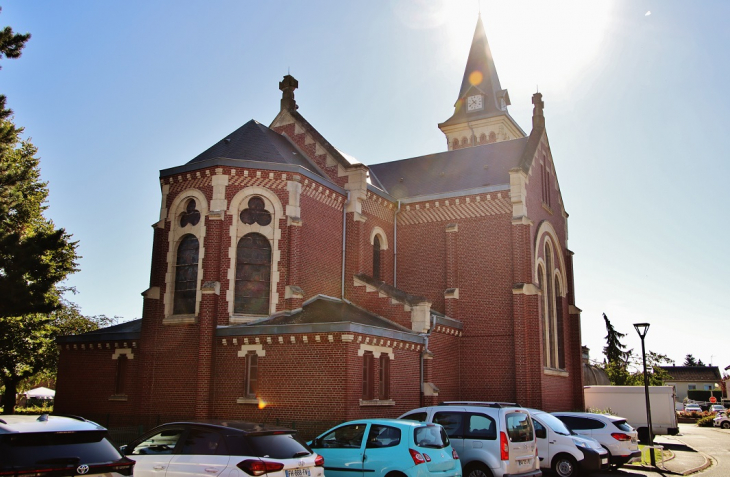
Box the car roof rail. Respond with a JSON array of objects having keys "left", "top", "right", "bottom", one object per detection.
[
  {"left": 51, "top": 414, "right": 91, "bottom": 422},
  {"left": 438, "top": 401, "right": 522, "bottom": 408}
]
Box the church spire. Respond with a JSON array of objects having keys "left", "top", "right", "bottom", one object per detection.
[
  {"left": 456, "top": 15, "right": 507, "bottom": 113},
  {"left": 438, "top": 15, "right": 525, "bottom": 150}
]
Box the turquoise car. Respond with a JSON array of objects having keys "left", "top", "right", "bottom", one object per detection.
[{"left": 310, "top": 419, "right": 461, "bottom": 477}]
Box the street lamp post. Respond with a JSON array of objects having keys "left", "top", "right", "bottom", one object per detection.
[{"left": 634, "top": 322, "right": 655, "bottom": 466}]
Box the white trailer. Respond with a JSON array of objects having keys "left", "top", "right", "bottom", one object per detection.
[{"left": 583, "top": 385, "right": 679, "bottom": 441}]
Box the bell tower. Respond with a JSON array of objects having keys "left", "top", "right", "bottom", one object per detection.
[{"left": 438, "top": 16, "right": 525, "bottom": 150}]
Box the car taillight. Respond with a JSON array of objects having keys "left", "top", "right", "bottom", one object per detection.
[
  {"left": 500, "top": 431, "right": 509, "bottom": 461},
  {"left": 237, "top": 459, "right": 285, "bottom": 476},
  {"left": 423, "top": 453, "right": 432, "bottom": 462},
  {"left": 611, "top": 433, "right": 631, "bottom": 441},
  {"left": 452, "top": 449, "right": 459, "bottom": 460},
  {"left": 315, "top": 455, "right": 325, "bottom": 467},
  {"left": 409, "top": 448, "right": 426, "bottom": 465}
]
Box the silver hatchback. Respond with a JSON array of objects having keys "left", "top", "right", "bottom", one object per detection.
[{"left": 400, "top": 402, "right": 541, "bottom": 477}]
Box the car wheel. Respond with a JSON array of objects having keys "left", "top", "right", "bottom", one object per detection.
[
  {"left": 552, "top": 455, "right": 577, "bottom": 477},
  {"left": 464, "top": 463, "right": 493, "bottom": 477},
  {"left": 722, "top": 421, "right": 730, "bottom": 429}
]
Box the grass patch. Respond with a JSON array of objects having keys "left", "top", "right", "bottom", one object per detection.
[{"left": 626, "top": 444, "right": 673, "bottom": 466}]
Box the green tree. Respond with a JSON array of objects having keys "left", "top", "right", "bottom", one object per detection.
[
  {"left": 0, "top": 13, "right": 80, "bottom": 413},
  {"left": 683, "top": 354, "right": 698, "bottom": 366},
  {"left": 0, "top": 298, "right": 113, "bottom": 413}
]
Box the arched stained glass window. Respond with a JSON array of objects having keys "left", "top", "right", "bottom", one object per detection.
[
  {"left": 373, "top": 235, "right": 381, "bottom": 281},
  {"left": 235, "top": 233, "right": 271, "bottom": 315},
  {"left": 555, "top": 277, "right": 565, "bottom": 369},
  {"left": 173, "top": 234, "right": 199, "bottom": 315}
]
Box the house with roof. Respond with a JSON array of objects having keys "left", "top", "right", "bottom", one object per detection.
[
  {"left": 55, "top": 17, "right": 584, "bottom": 433},
  {"left": 659, "top": 365, "right": 722, "bottom": 402}
]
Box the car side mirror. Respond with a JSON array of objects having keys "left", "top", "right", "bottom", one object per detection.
[
  {"left": 535, "top": 428, "right": 546, "bottom": 439},
  {"left": 119, "top": 445, "right": 128, "bottom": 455},
  {"left": 309, "top": 438, "right": 321, "bottom": 448}
]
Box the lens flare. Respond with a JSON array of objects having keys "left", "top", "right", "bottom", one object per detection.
[
  {"left": 258, "top": 399, "right": 267, "bottom": 410},
  {"left": 469, "top": 70, "right": 483, "bottom": 86}
]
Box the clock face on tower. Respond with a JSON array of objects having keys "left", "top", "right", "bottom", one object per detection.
[{"left": 467, "top": 94, "right": 483, "bottom": 111}]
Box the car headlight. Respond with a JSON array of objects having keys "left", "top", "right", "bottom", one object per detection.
[{"left": 572, "top": 438, "right": 589, "bottom": 448}]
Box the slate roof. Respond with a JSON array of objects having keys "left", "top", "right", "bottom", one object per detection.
[
  {"left": 57, "top": 319, "right": 142, "bottom": 344},
  {"left": 659, "top": 366, "right": 722, "bottom": 381},
  {"left": 368, "top": 138, "right": 528, "bottom": 200},
  {"left": 257, "top": 295, "right": 412, "bottom": 333},
  {"left": 186, "top": 119, "right": 325, "bottom": 177}
]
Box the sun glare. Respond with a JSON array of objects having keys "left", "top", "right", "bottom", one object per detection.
[{"left": 391, "top": 0, "right": 614, "bottom": 100}]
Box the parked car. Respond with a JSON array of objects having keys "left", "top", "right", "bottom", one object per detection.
[
  {"left": 526, "top": 409, "right": 608, "bottom": 477},
  {"left": 0, "top": 414, "right": 135, "bottom": 477},
  {"left": 683, "top": 403, "right": 702, "bottom": 414},
  {"left": 309, "top": 419, "right": 461, "bottom": 477},
  {"left": 710, "top": 404, "right": 725, "bottom": 414},
  {"left": 713, "top": 413, "right": 730, "bottom": 429},
  {"left": 121, "top": 421, "right": 323, "bottom": 477},
  {"left": 551, "top": 412, "right": 640, "bottom": 469},
  {"left": 399, "top": 402, "right": 541, "bottom": 477}
]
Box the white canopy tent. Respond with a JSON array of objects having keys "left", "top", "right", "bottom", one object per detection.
[{"left": 24, "top": 387, "right": 55, "bottom": 400}]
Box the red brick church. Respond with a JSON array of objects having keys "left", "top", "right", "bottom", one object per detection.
[{"left": 56, "top": 17, "right": 584, "bottom": 431}]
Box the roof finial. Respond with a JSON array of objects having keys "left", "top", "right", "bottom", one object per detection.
[
  {"left": 532, "top": 92, "right": 545, "bottom": 129},
  {"left": 279, "top": 74, "right": 299, "bottom": 111}
]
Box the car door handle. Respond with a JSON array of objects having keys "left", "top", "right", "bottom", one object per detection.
[
  {"left": 549, "top": 440, "right": 556, "bottom": 444},
  {"left": 204, "top": 469, "right": 219, "bottom": 473},
  {"left": 153, "top": 466, "right": 165, "bottom": 470}
]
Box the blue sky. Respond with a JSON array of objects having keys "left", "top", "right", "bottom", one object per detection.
[{"left": 2, "top": 1, "right": 728, "bottom": 375}]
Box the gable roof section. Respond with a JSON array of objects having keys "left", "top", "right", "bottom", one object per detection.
[
  {"left": 57, "top": 319, "right": 142, "bottom": 344},
  {"left": 368, "top": 138, "right": 528, "bottom": 200},
  {"left": 185, "top": 119, "right": 325, "bottom": 177},
  {"left": 659, "top": 366, "right": 722, "bottom": 381}
]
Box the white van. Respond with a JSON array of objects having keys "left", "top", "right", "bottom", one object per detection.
[
  {"left": 527, "top": 409, "right": 609, "bottom": 477},
  {"left": 400, "top": 402, "right": 540, "bottom": 477}
]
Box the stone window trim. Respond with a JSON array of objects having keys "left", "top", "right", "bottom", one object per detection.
[
  {"left": 537, "top": 233, "right": 567, "bottom": 372},
  {"left": 358, "top": 343, "right": 394, "bottom": 360},
  {"left": 226, "top": 187, "right": 284, "bottom": 320},
  {"left": 360, "top": 399, "right": 396, "bottom": 407},
  {"left": 369, "top": 227, "right": 389, "bottom": 250},
  {"left": 164, "top": 189, "right": 209, "bottom": 319},
  {"left": 112, "top": 348, "right": 134, "bottom": 360},
  {"left": 543, "top": 368, "right": 569, "bottom": 377},
  {"left": 237, "top": 344, "right": 265, "bottom": 403}
]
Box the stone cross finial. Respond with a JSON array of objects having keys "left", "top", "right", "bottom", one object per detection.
[
  {"left": 279, "top": 75, "right": 299, "bottom": 111},
  {"left": 532, "top": 92, "right": 545, "bottom": 129}
]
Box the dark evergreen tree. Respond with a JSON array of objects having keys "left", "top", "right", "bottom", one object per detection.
[
  {"left": 0, "top": 12, "right": 79, "bottom": 413},
  {"left": 684, "top": 354, "right": 698, "bottom": 366},
  {"left": 602, "top": 313, "right": 631, "bottom": 363}
]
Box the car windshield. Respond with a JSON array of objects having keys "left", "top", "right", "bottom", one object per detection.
[
  {"left": 414, "top": 425, "right": 449, "bottom": 449},
  {"left": 535, "top": 413, "right": 571, "bottom": 436}
]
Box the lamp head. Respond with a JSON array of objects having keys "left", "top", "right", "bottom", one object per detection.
[{"left": 634, "top": 323, "right": 650, "bottom": 338}]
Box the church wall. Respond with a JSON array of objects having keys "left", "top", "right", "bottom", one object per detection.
[
  {"left": 394, "top": 192, "right": 523, "bottom": 403},
  {"left": 299, "top": 190, "right": 345, "bottom": 300},
  {"left": 426, "top": 327, "right": 462, "bottom": 403},
  {"left": 55, "top": 343, "right": 140, "bottom": 419},
  {"left": 523, "top": 138, "right": 583, "bottom": 411}
]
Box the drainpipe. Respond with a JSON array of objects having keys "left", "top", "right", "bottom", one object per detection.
[
  {"left": 341, "top": 191, "right": 350, "bottom": 299},
  {"left": 393, "top": 201, "right": 401, "bottom": 287},
  {"left": 419, "top": 314, "right": 436, "bottom": 407}
]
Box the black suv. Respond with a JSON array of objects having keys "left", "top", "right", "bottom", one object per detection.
[{"left": 0, "top": 414, "right": 135, "bottom": 477}]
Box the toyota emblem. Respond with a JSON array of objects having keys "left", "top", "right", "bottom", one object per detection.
[{"left": 77, "top": 465, "right": 90, "bottom": 475}]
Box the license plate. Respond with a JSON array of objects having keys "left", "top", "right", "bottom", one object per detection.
[
  {"left": 601, "top": 458, "right": 608, "bottom": 464},
  {"left": 286, "top": 469, "right": 311, "bottom": 477},
  {"left": 517, "top": 459, "right": 530, "bottom": 466}
]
